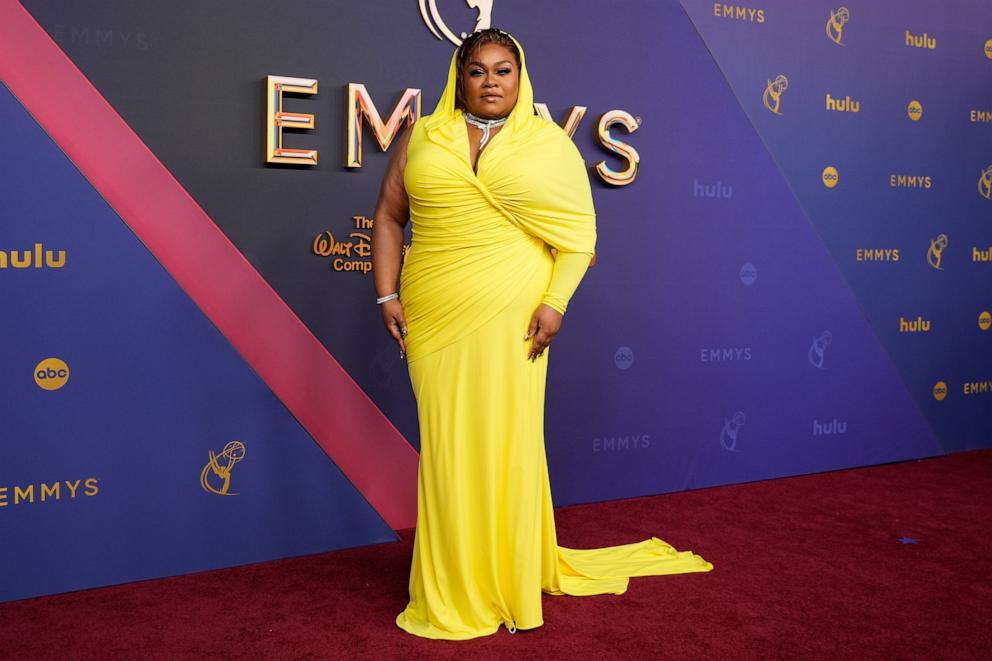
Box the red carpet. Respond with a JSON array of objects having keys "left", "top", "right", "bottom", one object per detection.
[{"left": 2, "top": 451, "right": 990, "bottom": 660}]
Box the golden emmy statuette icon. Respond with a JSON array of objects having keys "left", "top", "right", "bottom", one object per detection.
[
  {"left": 200, "top": 441, "right": 247, "bottom": 496},
  {"left": 763, "top": 75, "right": 788, "bottom": 115},
  {"left": 826, "top": 7, "right": 850, "bottom": 45},
  {"left": 978, "top": 165, "right": 992, "bottom": 200},
  {"left": 927, "top": 234, "right": 948, "bottom": 270}
]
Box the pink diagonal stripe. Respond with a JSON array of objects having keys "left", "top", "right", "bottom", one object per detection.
[{"left": 0, "top": 0, "right": 418, "bottom": 530}]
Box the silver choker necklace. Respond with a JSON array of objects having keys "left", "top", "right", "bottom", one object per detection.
[{"left": 464, "top": 111, "right": 507, "bottom": 148}]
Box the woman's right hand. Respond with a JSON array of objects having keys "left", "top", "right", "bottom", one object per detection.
[{"left": 380, "top": 298, "right": 408, "bottom": 357}]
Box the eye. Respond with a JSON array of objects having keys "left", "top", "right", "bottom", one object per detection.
[
  {"left": 469, "top": 69, "right": 485, "bottom": 77},
  {"left": 497, "top": 68, "right": 512, "bottom": 75}
]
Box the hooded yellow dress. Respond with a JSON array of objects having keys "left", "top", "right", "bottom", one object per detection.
[{"left": 396, "top": 37, "right": 712, "bottom": 640}]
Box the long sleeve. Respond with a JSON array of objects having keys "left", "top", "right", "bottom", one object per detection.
[{"left": 541, "top": 251, "right": 593, "bottom": 314}]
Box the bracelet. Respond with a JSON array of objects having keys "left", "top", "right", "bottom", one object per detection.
[{"left": 376, "top": 293, "right": 399, "bottom": 304}]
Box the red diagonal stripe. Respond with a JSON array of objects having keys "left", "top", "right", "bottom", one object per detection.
[{"left": 0, "top": 0, "right": 418, "bottom": 529}]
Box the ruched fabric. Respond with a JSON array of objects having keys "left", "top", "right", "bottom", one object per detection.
[{"left": 395, "top": 35, "right": 712, "bottom": 640}]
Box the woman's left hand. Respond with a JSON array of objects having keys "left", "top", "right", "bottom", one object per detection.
[{"left": 525, "top": 304, "right": 563, "bottom": 361}]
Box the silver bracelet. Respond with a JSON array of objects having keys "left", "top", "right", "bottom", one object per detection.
[{"left": 376, "top": 292, "right": 399, "bottom": 304}]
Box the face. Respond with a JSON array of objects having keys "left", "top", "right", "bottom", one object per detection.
[{"left": 460, "top": 43, "right": 519, "bottom": 119}]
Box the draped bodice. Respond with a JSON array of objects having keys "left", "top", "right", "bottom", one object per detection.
[
  {"left": 400, "top": 118, "right": 551, "bottom": 362},
  {"left": 397, "top": 40, "right": 596, "bottom": 362}
]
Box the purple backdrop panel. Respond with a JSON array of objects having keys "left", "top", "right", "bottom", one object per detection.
[
  {"left": 0, "top": 84, "right": 395, "bottom": 603},
  {"left": 681, "top": 0, "right": 992, "bottom": 453},
  {"left": 544, "top": 0, "right": 943, "bottom": 504}
]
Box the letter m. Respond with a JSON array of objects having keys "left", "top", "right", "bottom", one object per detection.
[
  {"left": 346, "top": 84, "right": 421, "bottom": 168},
  {"left": 41, "top": 482, "right": 60, "bottom": 501}
]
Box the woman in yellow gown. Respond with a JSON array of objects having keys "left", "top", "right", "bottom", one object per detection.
[{"left": 371, "top": 29, "right": 712, "bottom": 640}]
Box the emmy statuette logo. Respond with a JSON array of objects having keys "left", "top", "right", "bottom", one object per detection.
[
  {"left": 200, "top": 441, "right": 247, "bottom": 496},
  {"left": 927, "top": 234, "right": 948, "bottom": 270},
  {"left": 762, "top": 75, "right": 788, "bottom": 115},
  {"left": 420, "top": 0, "right": 493, "bottom": 46},
  {"left": 978, "top": 165, "right": 992, "bottom": 200},
  {"left": 808, "top": 331, "right": 832, "bottom": 370},
  {"left": 826, "top": 7, "right": 849, "bottom": 45},
  {"left": 720, "top": 412, "right": 746, "bottom": 451}
]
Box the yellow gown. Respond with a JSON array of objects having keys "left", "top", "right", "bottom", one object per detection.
[{"left": 395, "top": 36, "right": 712, "bottom": 640}]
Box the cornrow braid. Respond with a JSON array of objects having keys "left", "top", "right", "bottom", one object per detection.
[{"left": 454, "top": 28, "right": 521, "bottom": 110}]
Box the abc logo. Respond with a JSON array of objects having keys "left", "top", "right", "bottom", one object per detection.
[
  {"left": 907, "top": 100, "right": 923, "bottom": 121},
  {"left": 932, "top": 381, "right": 947, "bottom": 401},
  {"left": 614, "top": 346, "right": 634, "bottom": 370},
  {"left": 35, "top": 357, "right": 70, "bottom": 391},
  {"left": 822, "top": 166, "right": 839, "bottom": 188},
  {"left": 739, "top": 262, "right": 757, "bottom": 285},
  {"left": 985, "top": 39, "right": 992, "bottom": 60},
  {"left": 980, "top": 311, "right": 991, "bottom": 331}
]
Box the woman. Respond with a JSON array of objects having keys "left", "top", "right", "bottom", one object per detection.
[{"left": 371, "top": 29, "right": 712, "bottom": 640}]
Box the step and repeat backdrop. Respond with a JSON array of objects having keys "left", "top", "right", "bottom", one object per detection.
[{"left": 1, "top": 0, "right": 988, "bottom": 601}]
